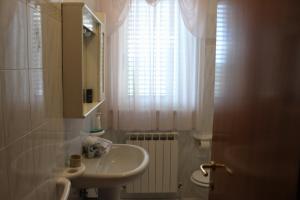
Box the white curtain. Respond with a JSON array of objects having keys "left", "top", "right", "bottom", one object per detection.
[
  {"left": 179, "top": 0, "right": 209, "bottom": 37},
  {"left": 97, "top": 0, "right": 131, "bottom": 34},
  {"left": 97, "top": 0, "right": 216, "bottom": 133},
  {"left": 97, "top": 0, "right": 210, "bottom": 37}
]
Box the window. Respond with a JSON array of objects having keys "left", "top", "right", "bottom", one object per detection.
[
  {"left": 126, "top": 0, "right": 187, "bottom": 97},
  {"left": 109, "top": 0, "right": 208, "bottom": 130}
]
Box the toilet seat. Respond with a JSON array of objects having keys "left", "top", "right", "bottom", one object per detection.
[{"left": 190, "top": 169, "right": 211, "bottom": 188}]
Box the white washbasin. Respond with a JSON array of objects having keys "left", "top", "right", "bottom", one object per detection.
[{"left": 72, "top": 144, "right": 149, "bottom": 188}]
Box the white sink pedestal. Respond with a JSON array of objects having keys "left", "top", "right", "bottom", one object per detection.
[{"left": 98, "top": 187, "right": 120, "bottom": 200}]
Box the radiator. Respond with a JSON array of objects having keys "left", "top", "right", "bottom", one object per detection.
[{"left": 126, "top": 132, "right": 178, "bottom": 193}]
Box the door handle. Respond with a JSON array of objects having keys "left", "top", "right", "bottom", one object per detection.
[{"left": 200, "top": 161, "right": 233, "bottom": 176}]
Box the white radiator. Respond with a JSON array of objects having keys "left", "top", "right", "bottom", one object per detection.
[{"left": 126, "top": 132, "right": 178, "bottom": 193}]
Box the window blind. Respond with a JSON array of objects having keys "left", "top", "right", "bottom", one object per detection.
[
  {"left": 30, "top": 8, "right": 42, "bottom": 69},
  {"left": 126, "top": 0, "right": 178, "bottom": 96}
]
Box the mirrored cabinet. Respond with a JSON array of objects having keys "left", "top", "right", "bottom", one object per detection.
[{"left": 62, "top": 3, "right": 105, "bottom": 118}]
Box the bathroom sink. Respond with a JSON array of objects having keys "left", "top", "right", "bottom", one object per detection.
[{"left": 72, "top": 144, "right": 149, "bottom": 188}]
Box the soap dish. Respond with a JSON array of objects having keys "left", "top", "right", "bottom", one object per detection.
[
  {"left": 90, "top": 129, "right": 106, "bottom": 137},
  {"left": 60, "top": 163, "right": 85, "bottom": 179}
]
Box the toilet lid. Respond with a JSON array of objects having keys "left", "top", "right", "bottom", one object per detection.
[{"left": 191, "top": 169, "right": 211, "bottom": 186}]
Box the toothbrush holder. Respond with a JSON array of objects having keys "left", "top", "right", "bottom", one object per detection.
[{"left": 69, "top": 154, "right": 82, "bottom": 168}]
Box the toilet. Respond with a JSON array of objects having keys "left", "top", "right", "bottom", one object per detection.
[
  {"left": 191, "top": 133, "right": 212, "bottom": 188},
  {"left": 190, "top": 169, "right": 211, "bottom": 188}
]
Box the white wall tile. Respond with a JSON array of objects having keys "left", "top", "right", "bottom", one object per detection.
[
  {"left": 0, "top": 0, "right": 28, "bottom": 69},
  {"left": 6, "top": 135, "right": 35, "bottom": 200},
  {"left": 29, "top": 69, "right": 46, "bottom": 129},
  {"left": 44, "top": 15, "right": 62, "bottom": 70},
  {"left": 0, "top": 70, "right": 31, "bottom": 145}
]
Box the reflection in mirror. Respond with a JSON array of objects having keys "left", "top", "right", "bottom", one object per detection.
[
  {"left": 29, "top": 6, "right": 43, "bottom": 69},
  {"left": 214, "top": 1, "right": 231, "bottom": 100}
]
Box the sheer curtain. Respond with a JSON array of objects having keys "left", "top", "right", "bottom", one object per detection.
[
  {"left": 111, "top": 0, "right": 197, "bottom": 130},
  {"left": 97, "top": 0, "right": 216, "bottom": 133}
]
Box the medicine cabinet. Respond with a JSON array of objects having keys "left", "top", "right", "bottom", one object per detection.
[{"left": 62, "top": 3, "right": 105, "bottom": 118}]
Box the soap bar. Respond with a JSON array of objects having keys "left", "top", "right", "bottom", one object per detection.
[{"left": 90, "top": 128, "right": 104, "bottom": 133}]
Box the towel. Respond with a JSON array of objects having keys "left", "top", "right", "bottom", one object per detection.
[{"left": 82, "top": 136, "right": 112, "bottom": 158}]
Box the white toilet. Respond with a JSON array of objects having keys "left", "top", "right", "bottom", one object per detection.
[
  {"left": 191, "top": 133, "right": 212, "bottom": 188},
  {"left": 190, "top": 169, "right": 211, "bottom": 188}
]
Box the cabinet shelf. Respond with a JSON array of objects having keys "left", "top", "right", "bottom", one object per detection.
[{"left": 83, "top": 100, "right": 104, "bottom": 117}]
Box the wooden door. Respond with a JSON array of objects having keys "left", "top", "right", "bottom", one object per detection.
[{"left": 210, "top": 0, "right": 300, "bottom": 199}]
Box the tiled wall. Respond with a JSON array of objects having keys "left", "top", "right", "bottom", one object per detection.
[
  {"left": 0, "top": 0, "right": 97, "bottom": 199},
  {"left": 0, "top": 0, "right": 64, "bottom": 199}
]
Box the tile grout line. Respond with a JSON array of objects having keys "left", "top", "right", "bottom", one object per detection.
[{"left": 0, "top": 120, "right": 48, "bottom": 152}]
